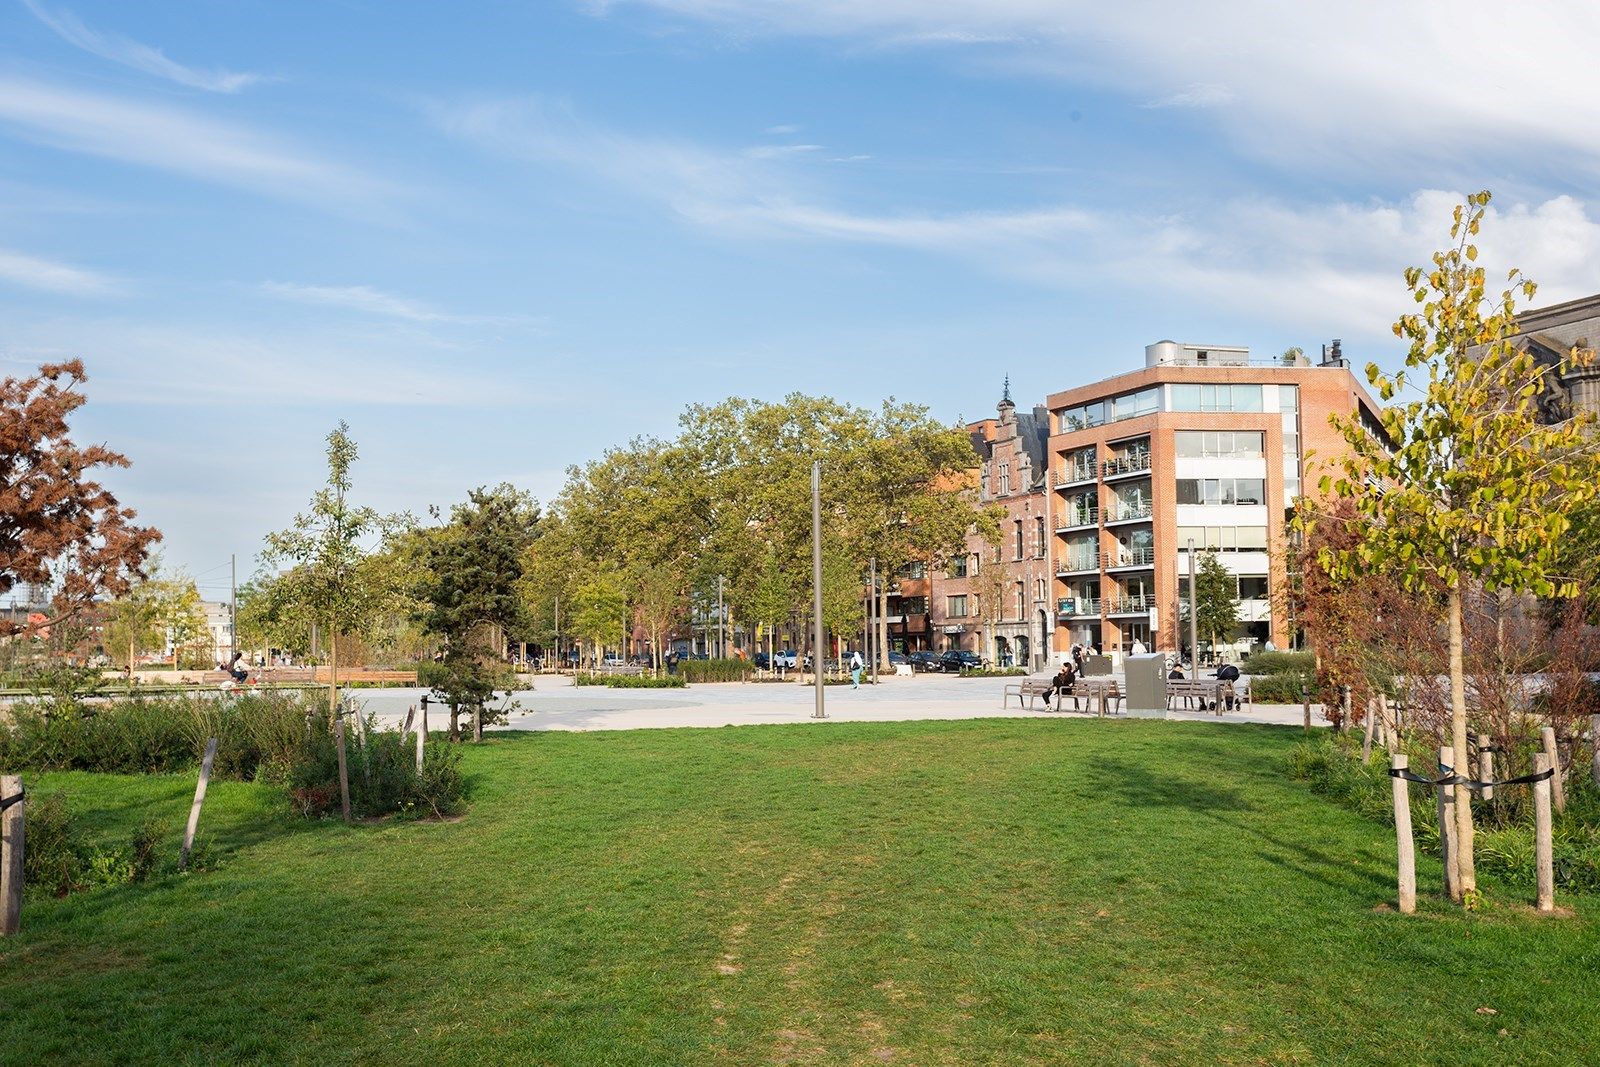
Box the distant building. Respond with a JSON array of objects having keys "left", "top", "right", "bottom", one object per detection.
[
  {"left": 1043, "top": 341, "right": 1382, "bottom": 659},
  {"left": 200, "top": 600, "right": 234, "bottom": 664},
  {"left": 1502, "top": 293, "right": 1600, "bottom": 422}
]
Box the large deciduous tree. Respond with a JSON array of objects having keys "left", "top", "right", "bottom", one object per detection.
[
  {"left": 1187, "top": 551, "right": 1239, "bottom": 660},
  {"left": 1, "top": 360, "right": 159, "bottom": 635},
  {"left": 1314, "top": 191, "right": 1600, "bottom": 906}
]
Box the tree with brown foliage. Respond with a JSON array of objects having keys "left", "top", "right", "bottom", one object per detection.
[{"left": 0, "top": 360, "right": 159, "bottom": 636}]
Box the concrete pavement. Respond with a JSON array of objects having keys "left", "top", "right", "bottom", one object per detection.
[{"left": 346, "top": 672, "right": 1327, "bottom": 733}]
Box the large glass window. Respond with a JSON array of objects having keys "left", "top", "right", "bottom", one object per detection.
[
  {"left": 1237, "top": 576, "right": 1269, "bottom": 600},
  {"left": 1170, "top": 383, "right": 1264, "bottom": 412},
  {"left": 1174, "top": 430, "right": 1265, "bottom": 458},
  {"left": 1176, "top": 478, "right": 1266, "bottom": 505},
  {"left": 948, "top": 555, "right": 969, "bottom": 578},
  {"left": 1059, "top": 400, "right": 1105, "bottom": 432},
  {"left": 947, "top": 595, "right": 968, "bottom": 617}
]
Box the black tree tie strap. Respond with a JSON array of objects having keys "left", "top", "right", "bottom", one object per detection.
[
  {"left": 0, "top": 787, "right": 24, "bottom": 812},
  {"left": 1388, "top": 767, "right": 1553, "bottom": 791}
]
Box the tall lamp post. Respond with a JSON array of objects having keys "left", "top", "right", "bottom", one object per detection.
[
  {"left": 1187, "top": 537, "right": 1200, "bottom": 678},
  {"left": 812, "top": 460, "right": 826, "bottom": 719}
]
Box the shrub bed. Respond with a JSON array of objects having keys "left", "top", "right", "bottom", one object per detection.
[
  {"left": 1288, "top": 732, "right": 1600, "bottom": 892},
  {"left": 1242, "top": 650, "right": 1316, "bottom": 677},
  {"left": 604, "top": 674, "right": 686, "bottom": 689},
  {"left": 1249, "top": 673, "right": 1311, "bottom": 704},
  {"left": 958, "top": 667, "right": 1028, "bottom": 677},
  {"left": 680, "top": 658, "right": 752, "bottom": 683}
]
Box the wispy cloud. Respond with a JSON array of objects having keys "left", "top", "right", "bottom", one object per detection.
[
  {"left": 0, "top": 245, "right": 118, "bottom": 296},
  {"left": 598, "top": 1, "right": 1600, "bottom": 179},
  {"left": 743, "top": 143, "right": 821, "bottom": 159},
  {"left": 23, "top": 0, "right": 266, "bottom": 93},
  {"left": 260, "top": 282, "right": 541, "bottom": 328},
  {"left": 0, "top": 76, "right": 385, "bottom": 209},
  {"left": 763, "top": 123, "right": 800, "bottom": 135}
]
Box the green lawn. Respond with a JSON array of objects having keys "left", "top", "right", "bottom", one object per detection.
[{"left": 1, "top": 720, "right": 1596, "bottom": 1065}]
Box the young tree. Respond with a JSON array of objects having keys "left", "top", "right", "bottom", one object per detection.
[
  {"left": 633, "top": 562, "right": 686, "bottom": 669},
  {"left": 416, "top": 485, "right": 538, "bottom": 741},
  {"left": 1, "top": 360, "right": 160, "bottom": 635},
  {"left": 1187, "top": 551, "right": 1239, "bottom": 659},
  {"left": 158, "top": 575, "right": 210, "bottom": 669},
  {"left": 104, "top": 568, "right": 168, "bottom": 671},
  {"left": 570, "top": 566, "right": 626, "bottom": 665},
  {"left": 1314, "top": 191, "right": 1600, "bottom": 905},
  {"left": 260, "top": 422, "right": 400, "bottom": 722}
]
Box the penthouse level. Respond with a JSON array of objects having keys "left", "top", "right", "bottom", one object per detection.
[{"left": 1046, "top": 340, "right": 1382, "bottom": 661}]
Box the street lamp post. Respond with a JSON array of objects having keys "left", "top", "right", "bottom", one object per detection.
[
  {"left": 1187, "top": 537, "right": 1199, "bottom": 678},
  {"left": 812, "top": 460, "right": 826, "bottom": 719}
]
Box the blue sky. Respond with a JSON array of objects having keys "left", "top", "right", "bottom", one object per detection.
[{"left": 3, "top": 1, "right": 1598, "bottom": 590}]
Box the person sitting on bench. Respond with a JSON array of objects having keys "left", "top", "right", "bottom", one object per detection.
[{"left": 1049, "top": 660, "right": 1077, "bottom": 704}]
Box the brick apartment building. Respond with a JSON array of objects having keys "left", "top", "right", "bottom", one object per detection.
[{"left": 1044, "top": 340, "right": 1382, "bottom": 660}]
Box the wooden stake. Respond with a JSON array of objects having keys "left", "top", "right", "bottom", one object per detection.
[
  {"left": 1591, "top": 714, "right": 1600, "bottom": 789},
  {"left": 1437, "top": 746, "right": 1459, "bottom": 903},
  {"left": 1, "top": 776, "right": 23, "bottom": 936},
  {"left": 179, "top": 738, "right": 218, "bottom": 871},
  {"left": 416, "top": 709, "right": 426, "bottom": 775},
  {"left": 1533, "top": 752, "right": 1554, "bottom": 913},
  {"left": 1361, "top": 698, "right": 1376, "bottom": 762},
  {"left": 1477, "top": 733, "right": 1493, "bottom": 803},
  {"left": 1340, "top": 685, "right": 1352, "bottom": 731},
  {"left": 335, "top": 717, "right": 352, "bottom": 823},
  {"left": 1391, "top": 754, "right": 1416, "bottom": 914},
  {"left": 473, "top": 704, "right": 482, "bottom": 743},
  {"left": 402, "top": 704, "right": 416, "bottom": 740},
  {"left": 353, "top": 705, "right": 368, "bottom": 751},
  {"left": 1539, "top": 726, "right": 1565, "bottom": 814},
  {"left": 1302, "top": 684, "right": 1311, "bottom": 732}
]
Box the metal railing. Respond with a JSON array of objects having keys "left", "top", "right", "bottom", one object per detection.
[
  {"left": 1056, "top": 507, "right": 1099, "bottom": 529},
  {"left": 1057, "top": 597, "right": 1101, "bottom": 616},
  {"left": 1109, "top": 501, "right": 1153, "bottom": 523},
  {"left": 1105, "top": 593, "right": 1156, "bottom": 615},
  {"left": 1056, "top": 459, "right": 1099, "bottom": 485},
  {"left": 1056, "top": 552, "right": 1100, "bottom": 573},
  {"left": 1107, "top": 546, "right": 1156, "bottom": 568},
  {"left": 1102, "top": 452, "right": 1152, "bottom": 478}
]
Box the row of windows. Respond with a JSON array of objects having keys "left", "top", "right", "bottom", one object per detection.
[
  {"left": 1169, "top": 383, "right": 1264, "bottom": 412},
  {"left": 1177, "top": 526, "right": 1269, "bottom": 551},
  {"left": 1059, "top": 386, "right": 1160, "bottom": 431},
  {"left": 1176, "top": 478, "right": 1266, "bottom": 506},
  {"left": 1178, "top": 575, "right": 1270, "bottom": 600},
  {"left": 1174, "top": 430, "right": 1265, "bottom": 458}
]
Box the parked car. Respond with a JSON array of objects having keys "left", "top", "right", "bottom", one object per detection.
[
  {"left": 772, "top": 650, "right": 799, "bottom": 669},
  {"left": 938, "top": 650, "right": 983, "bottom": 672},
  {"left": 601, "top": 655, "right": 626, "bottom": 668},
  {"left": 906, "top": 650, "right": 941, "bottom": 672},
  {"left": 887, "top": 651, "right": 909, "bottom": 668}
]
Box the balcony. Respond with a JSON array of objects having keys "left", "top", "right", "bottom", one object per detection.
[
  {"left": 1102, "top": 452, "right": 1152, "bottom": 480},
  {"left": 1106, "top": 501, "right": 1153, "bottom": 524},
  {"left": 1105, "top": 593, "right": 1156, "bottom": 616},
  {"left": 1057, "top": 597, "right": 1101, "bottom": 617},
  {"left": 1105, "top": 546, "right": 1156, "bottom": 569},
  {"left": 1056, "top": 552, "right": 1101, "bottom": 575},
  {"left": 1055, "top": 460, "right": 1099, "bottom": 487},
  {"left": 1055, "top": 507, "right": 1099, "bottom": 531}
]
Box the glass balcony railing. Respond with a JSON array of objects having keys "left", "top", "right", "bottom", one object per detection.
[
  {"left": 1106, "top": 546, "right": 1156, "bottom": 568},
  {"left": 1102, "top": 452, "right": 1152, "bottom": 478},
  {"left": 1056, "top": 507, "right": 1099, "bottom": 529},
  {"left": 1109, "top": 501, "right": 1153, "bottom": 523}
]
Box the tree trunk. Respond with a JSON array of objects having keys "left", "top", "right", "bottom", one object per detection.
[
  {"left": 1446, "top": 583, "right": 1477, "bottom": 901},
  {"left": 878, "top": 588, "right": 890, "bottom": 672},
  {"left": 449, "top": 704, "right": 461, "bottom": 742}
]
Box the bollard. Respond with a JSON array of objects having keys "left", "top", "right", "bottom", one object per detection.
[
  {"left": 1540, "top": 726, "right": 1565, "bottom": 814},
  {"left": 1533, "top": 753, "right": 1554, "bottom": 913},
  {"left": 1477, "top": 733, "right": 1493, "bottom": 803},
  {"left": 1437, "top": 746, "right": 1459, "bottom": 902},
  {"left": 1391, "top": 754, "right": 1416, "bottom": 914},
  {"left": 1, "top": 776, "right": 23, "bottom": 936}
]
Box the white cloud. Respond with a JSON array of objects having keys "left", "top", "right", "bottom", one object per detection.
[
  {"left": 0, "top": 76, "right": 384, "bottom": 208},
  {"left": 743, "top": 143, "right": 822, "bottom": 159},
  {"left": 597, "top": 1, "right": 1600, "bottom": 178},
  {"left": 0, "top": 245, "right": 118, "bottom": 295},
  {"left": 258, "top": 282, "right": 531, "bottom": 327},
  {"left": 23, "top": 0, "right": 266, "bottom": 93}
]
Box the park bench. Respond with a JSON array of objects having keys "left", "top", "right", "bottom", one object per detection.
[
  {"left": 312, "top": 668, "right": 419, "bottom": 686},
  {"left": 1002, "top": 679, "right": 1058, "bottom": 710},
  {"left": 1065, "top": 678, "right": 1121, "bottom": 716},
  {"left": 1166, "top": 679, "right": 1220, "bottom": 713},
  {"left": 596, "top": 664, "right": 645, "bottom": 677}
]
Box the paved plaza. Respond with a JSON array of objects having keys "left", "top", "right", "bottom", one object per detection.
[{"left": 349, "top": 672, "right": 1324, "bottom": 733}]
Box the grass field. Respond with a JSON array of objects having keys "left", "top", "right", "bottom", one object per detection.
[{"left": 1, "top": 720, "right": 1596, "bottom": 1065}]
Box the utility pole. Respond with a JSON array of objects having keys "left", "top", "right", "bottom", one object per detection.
[
  {"left": 554, "top": 596, "right": 560, "bottom": 669},
  {"left": 229, "top": 553, "right": 238, "bottom": 662},
  {"left": 717, "top": 575, "right": 726, "bottom": 659},
  {"left": 812, "top": 461, "right": 826, "bottom": 719},
  {"left": 1188, "top": 538, "right": 1200, "bottom": 678}
]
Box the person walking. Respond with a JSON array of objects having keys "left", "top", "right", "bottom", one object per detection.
[{"left": 849, "top": 649, "right": 864, "bottom": 689}]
